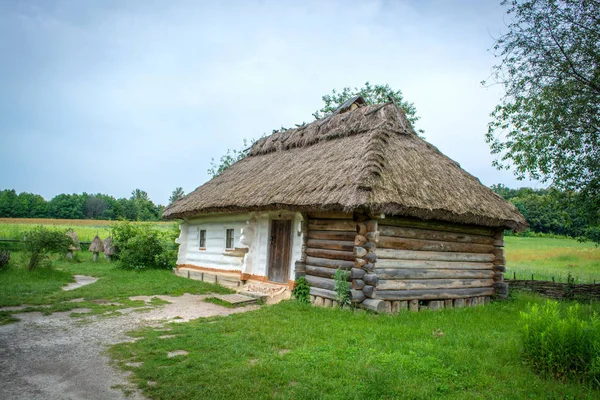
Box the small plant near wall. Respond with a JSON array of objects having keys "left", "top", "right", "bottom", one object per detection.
[
  {"left": 520, "top": 301, "right": 600, "bottom": 387},
  {"left": 292, "top": 276, "right": 310, "bottom": 303},
  {"left": 334, "top": 268, "right": 351, "bottom": 308}
]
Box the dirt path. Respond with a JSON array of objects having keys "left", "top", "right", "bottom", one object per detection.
[{"left": 0, "top": 294, "right": 258, "bottom": 400}]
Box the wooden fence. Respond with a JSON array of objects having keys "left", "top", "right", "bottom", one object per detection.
[{"left": 507, "top": 279, "right": 600, "bottom": 300}]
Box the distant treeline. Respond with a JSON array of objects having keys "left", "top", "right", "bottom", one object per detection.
[
  {"left": 491, "top": 184, "right": 599, "bottom": 243},
  {"left": 0, "top": 189, "right": 164, "bottom": 221}
]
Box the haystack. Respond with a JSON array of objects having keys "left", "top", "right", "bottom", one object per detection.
[
  {"left": 103, "top": 237, "right": 115, "bottom": 261},
  {"left": 89, "top": 234, "right": 104, "bottom": 262},
  {"left": 66, "top": 230, "right": 80, "bottom": 259}
]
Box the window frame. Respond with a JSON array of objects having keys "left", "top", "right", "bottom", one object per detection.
[
  {"left": 225, "top": 228, "right": 235, "bottom": 250},
  {"left": 199, "top": 229, "right": 206, "bottom": 250}
]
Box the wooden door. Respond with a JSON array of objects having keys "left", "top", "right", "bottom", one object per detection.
[{"left": 268, "top": 219, "right": 292, "bottom": 283}]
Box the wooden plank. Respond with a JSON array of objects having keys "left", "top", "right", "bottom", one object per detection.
[
  {"left": 376, "top": 259, "right": 493, "bottom": 270},
  {"left": 308, "top": 211, "right": 353, "bottom": 220},
  {"left": 305, "top": 256, "right": 353, "bottom": 270},
  {"left": 306, "top": 248, "right": 355, "bottom": 261},
  {"left": 306, "top": 239, "right": 354, "bottom": 252},
  {"left": 379, "top": 217, "right": 495, "bottom": 236},
  {"left": 377, "top": 268, "right": 494, "bottom": 280},
  {"left": 360, "top": 299, "right": 386, "bottom": 313},
  {"left": 378, "top": 225, "right": 494, "bottom": 245},
  {"left": 305, "top": 265, "right": 337, "bottom": 279},
  {"left": 309, "top": 287, "right": 336, "bottom": 300},
  {"left": 376, "top": 287, "right": 495, "bottom": 301},
  {"left": 305, "top": 275, "right": 336, "bottom": 291},
  {"left": 377, "top": 249, "right": 495, "bottom": 262},
  {"left": 308, "top": 219, "right": 357, "bottom": 232},
  {"left": 307, "top": 230, "right": 356, "bottom": 241},
  {"left": 309, "top": 287, "right": 365, "bottom": 303},
  {"left": 378, "top": 236, "right": 494, "bottom": 254},
  {"left": 377, "top": 278, "right": 494, "bottom": 291}
]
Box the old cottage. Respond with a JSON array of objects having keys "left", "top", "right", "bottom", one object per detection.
[{"left": 162, "top": 96, "right": 526, "bottom": 312}]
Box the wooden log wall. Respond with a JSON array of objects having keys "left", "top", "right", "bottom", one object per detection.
[
  {"left": 305, "top": 212, "right": 364, "bottom": 304},
  {"left": 304, "top": 212, "right": 506, "bottom": 313},
  {"left": 374, "top": 217, "right": 504, "bottom": 307}
]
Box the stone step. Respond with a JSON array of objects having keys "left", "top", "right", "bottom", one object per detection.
[
  {"left": 212, "top": 294, "right": 257, "bottom": 305},
  {"left": 239, "top": 291, "right": 269, "bottom": 302}
]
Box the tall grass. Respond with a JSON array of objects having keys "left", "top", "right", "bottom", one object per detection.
[
  {"left": 0, "top": 218, "right": 173, "bottom": 242},
  {"left": 521, "top": 301, "right": 600, "bottom": 386},
  {"left": 505, "top": 236, "right": 600, "bottom": 283}
]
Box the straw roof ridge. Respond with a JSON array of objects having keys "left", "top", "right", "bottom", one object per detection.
[
  {"left": 248, "top": 103, "right": 409, "bottom": 157},
  {"left": 163, "top": 102, "right": 527, "bottom": 230}
]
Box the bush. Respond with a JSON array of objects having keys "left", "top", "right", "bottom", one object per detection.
[
  {"left": 111, "top": 221, "right": 177, "bottom": 270},
  {"left": 292, "top": 276, "right": 310, "bottom": 303},
  {"left": 520, "top": 301, "right": 600, "bottom": 387},
  {"left": 22, "top": 226, "right": 74, "bottom": 270},
  {"left": 0, "top": 250, "right": 10, "bottom": 270},
  {"left": 334, "top": 268, "right": 351, "bottom": 307}
]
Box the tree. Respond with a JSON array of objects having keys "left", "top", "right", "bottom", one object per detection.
[
  {"left": 208, "top": 139, "right": 250, "bottom": 178},
  {"left": 485, "top": 0, "right": 600, "bottom": 200},
  {"left": 312, "top": 82, "right": 423, "bottom": 135},
  {"left": 209, "top": 82, "right": 422, "bottom": 177},
  {"left": 48, "top": 194, "right": 85, "bottom": 219},
  {"left": 169, "top": 187, "right": 185, "bottom": 204},
  {"left": 84, "top": 194, "right": 108, "bottom": 219}
]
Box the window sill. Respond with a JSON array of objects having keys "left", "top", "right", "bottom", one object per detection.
[{"left": 222, "top": 248, "right": 249, "bottom": 257}]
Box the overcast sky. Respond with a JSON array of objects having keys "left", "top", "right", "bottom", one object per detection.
[{"left": 0, "top": 0, "right": 539, "bottom": 205}]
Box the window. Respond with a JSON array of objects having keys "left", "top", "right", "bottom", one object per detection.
[
  {"left": 199, "top": 230, "right": 206, "bottom": 249},
  {"left": 225, "top": 229, "right": 235, "bottom": 250}
]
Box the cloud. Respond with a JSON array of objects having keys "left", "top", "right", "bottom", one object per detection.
[{"left": 0, "top": 0, "right": 539, "bottom": 205}]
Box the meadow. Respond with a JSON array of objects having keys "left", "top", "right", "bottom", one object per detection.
[
  {"left": 0, "top": 218, "right": 173, "bottom": 242},
  {"left": 1, "top": 219, "right": 599, "bottom": 398},
  {"left": 505, "top": 236, "right": 600, "bottom": 283}
]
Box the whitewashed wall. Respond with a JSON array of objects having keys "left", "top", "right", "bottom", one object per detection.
[{"left": 176, "top": 211, "right": 304, "bottom": 282}]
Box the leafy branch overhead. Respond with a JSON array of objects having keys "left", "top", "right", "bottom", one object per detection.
[{"left": 484, "top": 0, "right": 599, "bottom": 200}]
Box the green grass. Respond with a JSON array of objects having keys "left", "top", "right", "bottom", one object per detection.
[
  {"left": 0, "top": 251, "right": 233, "bottom": 320},
  {"left": 111, "top": 293, "right": 600, "bottom": 400},
  {"left": 505, "top": 236, "right": 600, "bottom": 283},
  {"left": 0, "top": 218, "right": 172, "bottom": 242}
]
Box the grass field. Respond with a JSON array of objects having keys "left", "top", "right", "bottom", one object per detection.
[
  {"left": 0, "top": 218, "right": 173, "bottom": 242},
  {"left": 0, "top": 222, "right": 599, "bottom": 398},
  {"left": 110, "top": 294, "right": 600, "bottom": 399},
  {"left": 505, "top": 236, "right": 600, "bottom": 283}
]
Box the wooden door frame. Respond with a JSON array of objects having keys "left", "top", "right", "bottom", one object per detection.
[{"left": 266, "top": 216, "right": 294, "bottom": 283}]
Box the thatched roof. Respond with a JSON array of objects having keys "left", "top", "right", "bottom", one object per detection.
[
  {"left": 163, "top": 102, "right": 527, "bottom": 231},
  {"left": 89, "top": 235, "right": 104, "bottom": 253}
]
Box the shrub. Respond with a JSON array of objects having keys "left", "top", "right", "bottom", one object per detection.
[
  {"left": 111, "top": 221, "right": 177, "bottom": 270},
  {"left": 334, "top": 268, "right": 351, "bottom": 307},
  {"left": 292, "top": 276, "right": 310, "bottom": 303},
  {"left": 0, "top": 250, "right": 10, "bottom": 270},
  {"left": 22, "top": 226, "right": 74, "bottom": 270},
  {"left": 520, "top": 301, "right": 600, "bottom": 387}
]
